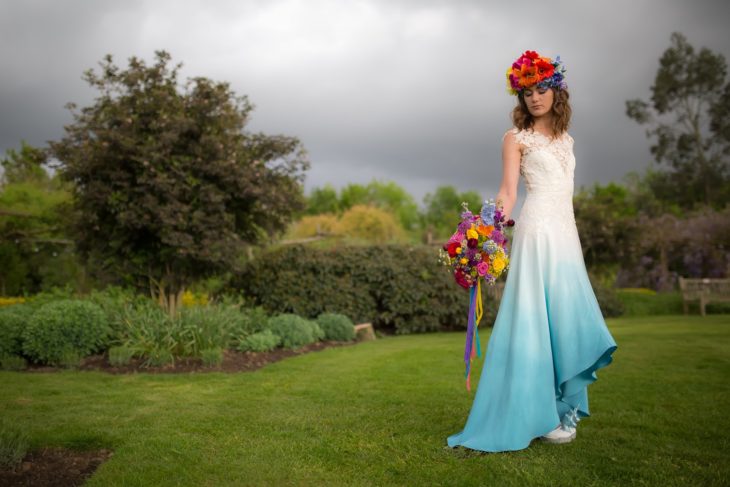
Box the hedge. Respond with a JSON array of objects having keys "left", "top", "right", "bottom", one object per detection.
[{"left": 230, "top": 244, "right": 488, "bottom": 334}]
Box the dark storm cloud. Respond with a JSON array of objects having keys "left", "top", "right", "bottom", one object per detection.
[{"left": 2, "top": 0, "right": 729, "bottom": 208}]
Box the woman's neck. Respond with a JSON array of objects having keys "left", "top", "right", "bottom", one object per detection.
[{"left": 531, "top": 114, "right": 555, "bottom": 137}]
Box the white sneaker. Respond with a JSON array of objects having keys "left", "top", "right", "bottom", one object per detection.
[{"left": 540, "top": 424, "right": 576, "bottom": 444}]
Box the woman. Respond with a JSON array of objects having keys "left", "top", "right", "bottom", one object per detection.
[{"left": 446, "top": 50, "right": 618, "bottom": 452}]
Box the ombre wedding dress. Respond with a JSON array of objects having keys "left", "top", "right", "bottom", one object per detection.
[{"left": 446, "top": 127, "right": 618, "bottom": 453}]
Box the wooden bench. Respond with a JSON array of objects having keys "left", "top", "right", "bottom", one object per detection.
[
  {"left": 678, "top": 277, "right": 730, "bottom": 316},
  {"left": 353, "top": 323, "right": 376, "bottom": 341}
]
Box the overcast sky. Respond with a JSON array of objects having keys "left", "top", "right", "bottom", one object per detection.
[{"left": 1, "top": 0, "right": 729, "bottom": 210}]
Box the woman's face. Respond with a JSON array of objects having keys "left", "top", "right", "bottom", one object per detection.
[{"left": 522, "top": 86, "right": 554, "bottom": 118}]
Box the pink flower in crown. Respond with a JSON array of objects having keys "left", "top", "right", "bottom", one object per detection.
[{"left": 476, "top": 261, "right": 489, "bottom": 276}]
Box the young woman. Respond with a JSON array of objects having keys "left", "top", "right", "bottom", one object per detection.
[{"left": 446, "top": 50, "right": 618, "bottom": 452}]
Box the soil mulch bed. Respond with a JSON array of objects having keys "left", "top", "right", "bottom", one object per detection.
[
  {"left": 0, "top": 447, "right": 113, "bottom": 487},
  {"left": 24, "top": 339, "right": 363, "bottom": 374}
]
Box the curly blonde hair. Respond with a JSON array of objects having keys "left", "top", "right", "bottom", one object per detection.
[{"left": 511, "top": 88, "right": 572, "bottom": 137}]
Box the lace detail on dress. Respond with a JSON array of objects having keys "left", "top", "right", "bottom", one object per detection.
[
  {"left": 506, "top": 127, "right": 578, "bottom": 238},
  {"left": 510, "top": 128, "right": 574, "bottom": 175}
]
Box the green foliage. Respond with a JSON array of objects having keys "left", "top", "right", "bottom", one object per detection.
[
  {"left": 0, "top": 419, "right": 29, "bottom": 469},
  {"left": 117, "top": 299, "right": 269, "bottom": 361},
  {"left": 616, "top": 290, "right": 684, "bottom": 316},
  {"left": 234, "top": 306, "right": 271, "bottom": 336},
  {"left": 48, "top": 50, "right": 309, "bottom": 313},
  {"left": 21, "top": 299, "right": 110, "bottom": 365},
  {"left": 237, "top": 329, "right": 280, "bottom": 352},
  {"left": 305, "top": 184, "right": 340, "bottom": 215},
  {"left": 0, "top": 354, "right": 27, "bottom": 371},
  {"left": 289, "top": 213, "right": 339, "bottom": 238},
  {"left": 337, "top": 204, "right": 405, "bottom": 243},
  {"left": 177, "top": 306, "right": 244, "bottom": 355},
  {"left": 0, "top": 140, "right": 49, "bottom": 185},
  {"left": 574, "top": 182, "right": 639, "bottom": 270},
  {"left": 119, "top": 301, "right": 243, "bottom": 363},
  {"left": 200, "top": 347, "right": 224, "bottom": 366},
  {"left": 422, "top": 186, "right": 482, "bottom": 239},
  {"left": 108, "top": 345, "right": 135, "bottom": 366},
  {"left": 626, "top": 32, "right": 730, "bottom": 210},
  {"left": 59, "top": 348, "right": 83, "bottom": 369},
  {"left": 84, "top": 286, "right": 151, "bottom": 336},
  {"left": 0, "top": 306, "right": 29, "bottom": 356},
  {"left": 306, "top": 180, "right": 421, "bottom": 231},
  {"left": 147, "top": 349, "right": 175, "bottom": 367},
  {"left": 316, "top": 313, "right": 355, "bottom": 341},
  {"left": 267, "top": 314, "right": 322, "bottom": 349},
  {"left": 588, "top": 274, "right": 625, "bottom": 318},
  {"left": 233, "top": 244, "right": 472, "bottom": 334},
  {"left": 0, "top": 171, "right": 76, "bottom": 295}
]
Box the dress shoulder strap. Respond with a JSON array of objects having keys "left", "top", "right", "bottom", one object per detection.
[
  {"left": 504, "top": 127, "right": 539, "bottom": 148},
  {"left": 502, "top": 127, "right": 521, "bottom": 143}
]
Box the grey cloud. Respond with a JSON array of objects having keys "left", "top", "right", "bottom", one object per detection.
[{"left": 1, "top": 0, "right": 729, "bottom": 210}]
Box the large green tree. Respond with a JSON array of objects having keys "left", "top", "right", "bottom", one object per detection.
[
  {"left": 626, "top": 32, "right": 730, "bottom": 209},
  {"left": 307, "top": 179, "right": 420, "bottom": 231},
  {"left": 49, "top": 51, "right": 309, "bottom": 315},
  {"left": 422, "top": 185, "right": 482, "bottom": 240},
  {"left": 0, "top": 142, "right": 77, "bottom": 295},
  {"left": 1, "top": 140, "right": 49, "bottom": 185}
]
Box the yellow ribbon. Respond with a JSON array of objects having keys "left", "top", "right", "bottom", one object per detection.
[{"left": 475, "top": 279, "right": 483, "bottom": 327}]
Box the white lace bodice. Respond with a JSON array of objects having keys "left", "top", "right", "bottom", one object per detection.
[{"left": 504, "top": 127, "right": 578, "bottom": 237}]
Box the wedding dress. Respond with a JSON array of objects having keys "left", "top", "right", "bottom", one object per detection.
[{"left": 446, "top": 127, "right": 618, "bottom": 452}]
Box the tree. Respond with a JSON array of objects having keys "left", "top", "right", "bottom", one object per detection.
[
  {"left": 1, "top": 140, "right": 49, "bottom": 186},
  {"left": 573, "top": 182, "right": 639, "bottom": 276},
  {"left": 49, "top": 51, "right": 309, "bottom": 315},
  {"left": 422, "top": 185, "right": 482, "bottom": 239},
  {"left": 314, "top": 179, "right": 420, "bottom": 231},
  {"left": 626, "top": 32, "right": 730, "bottom": 210},
  {"left": 305, "top": 184, "right": 340, "bottom": 215}
]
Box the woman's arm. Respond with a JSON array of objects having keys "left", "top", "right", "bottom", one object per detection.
[{"left": 495, "top": 130, "right": 521, "bottom": 222}]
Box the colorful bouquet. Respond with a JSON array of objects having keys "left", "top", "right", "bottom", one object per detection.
[{"left": 439, "top": 199, "right": 514, "bottom": 391}]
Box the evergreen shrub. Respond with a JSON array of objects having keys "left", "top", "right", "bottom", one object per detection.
[{"left": 232, "top": 244, "right": 475, "bottom": 334}]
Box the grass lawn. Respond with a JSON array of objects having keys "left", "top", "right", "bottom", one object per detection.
[{"left": 1, "top": 314, "right": 729, "bottom": 486}]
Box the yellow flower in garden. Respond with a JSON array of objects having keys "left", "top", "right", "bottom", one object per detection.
[
  {"left": 466, "top": 226, "right": 479, "bottom": 240},
  {"left": 460, "top": 257, "right": 468, "bottom": 264},
  {"left": 456, "top": 246, "right": 462, "bottom": 254}
]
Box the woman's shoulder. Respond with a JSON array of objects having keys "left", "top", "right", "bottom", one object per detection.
[
  {"left": 502, "top": 127, "right": 522, "bottom": 143},
  {"left": 504, "top": 127, "right": 574, "bottom": 144},
  {"left": 560, "top": 131, "right": 574, "bottom": 145}
]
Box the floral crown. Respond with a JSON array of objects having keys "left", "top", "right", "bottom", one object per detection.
[{"left": 506, "top": 50, "right": 567, "bottom": 96}]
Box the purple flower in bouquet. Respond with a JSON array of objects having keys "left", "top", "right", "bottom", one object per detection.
[
  {"left": 458, "top": 217, "right": 474, "bottom": 233},
  {"left": 490, "top": 230, "right": 505, "bottom": 245}
]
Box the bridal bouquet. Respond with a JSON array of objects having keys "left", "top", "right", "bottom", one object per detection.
[{"left": 439, "top": 199, "right": 514, "bottom": 391}]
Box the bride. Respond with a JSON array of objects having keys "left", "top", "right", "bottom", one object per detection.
[{"left": 446, "top": 50, "right": 618, "bottom": 452}]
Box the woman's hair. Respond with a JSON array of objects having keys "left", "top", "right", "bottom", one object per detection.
[{"left": 511, "top": 88, "right": 572, "bottom": 137}]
